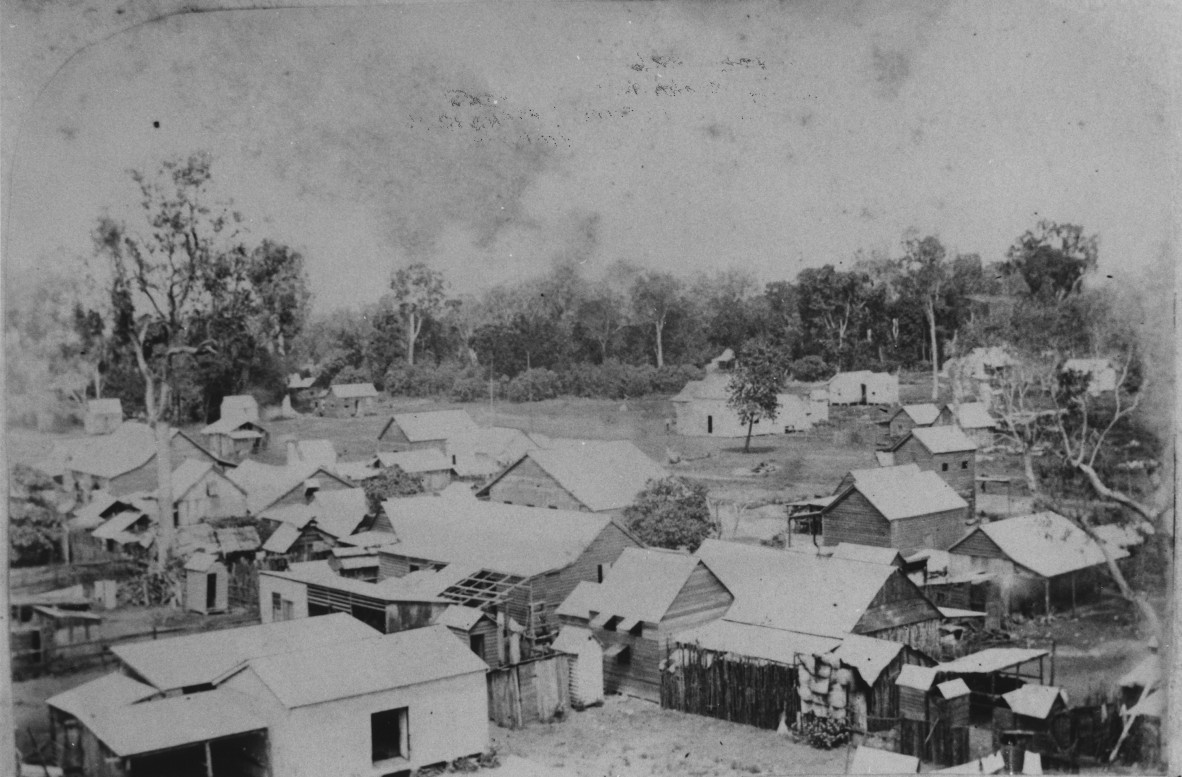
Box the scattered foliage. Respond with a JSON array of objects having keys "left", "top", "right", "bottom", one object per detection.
[{"left": 624, "top": 476, "right": 714, "bottom": 552}]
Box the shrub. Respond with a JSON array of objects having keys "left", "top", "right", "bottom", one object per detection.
[
  {"left": 791, "top": 355, "right": 833, "bottom": 382},
  {"left": 801, "top": 716, "right": 849, "bottom": 750},
  {"left": 652, "top": 364, "right": 705, "bottom": 393},
  {"left": 624, "top": 476, "right": 714, "bottom": 552},
  {"left": 385, "top": 364, "right": 463, "bottom": 397},
  {"left": 450, "top": 376, "right": 490, "bottom": 403},
  {"left": 505, "top": 368, "right": 561, "bottom": 402}
]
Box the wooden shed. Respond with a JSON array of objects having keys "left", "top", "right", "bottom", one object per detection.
[
  {"left": 436, "top": 604, "right": 502, "bottom": 668},
  {"left": 822, "top": 464, "right": 971, "bottom": 553},
  {"left": 378, "top": 409, "right": 480, "bottom": 450},
  {"left": 84, "top": 398, "right": 123, "bottom": 435},
  {"left": 200, "top": 416, "right": 269, "bottom": 461},
  {"left": 886, "top": 403, "right": 953, "bottom": 439},
  {"left": 896, "top": 665, "right": 971, "bottom": 766},
  {"left": 562, "top": 548, "right": 733, "bottom": 703},
  {"left": 318, "top": 382, "right": 379, "bottom": 417},
  {"left": 372, "top": 449, "right": 456, "bottom": 491},
  {"left": 219, "top": 394, "right": 260, "bottom": 423},
  {"left": 951, "top": 402, "right": 998, "bottom": 447},
  {"left": 828, "top": 371, "right": 899, "bottom": 405},
  {"left": 476, "top": 440, "right": 668, "bottom": 513},
  {"left": 184, "top": 551, "right": 228, "bottom": 614},
  {"left": 889, "top": 426, "right": 979, "bottom": 515},
  {"left": 551, "top": 624, "right": 604, "bottom": 708}
]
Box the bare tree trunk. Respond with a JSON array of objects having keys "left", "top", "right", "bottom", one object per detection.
[
  {"left": 153, "top": 418, "right": 174, "bottom": 573},
  {"left": 744, "top": 418, "right": 754, "bottom": 453},
  {"left": 1022, "top": 449, "right": 1038, "bottom": 494},
  {"left": 927, "top": 300, "right": 939, "bottom": 401},
  {"left": 655, "top": 321, "right": 665, "bottom": 368}
]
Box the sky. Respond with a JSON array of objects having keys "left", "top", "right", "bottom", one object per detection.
[{"left": 3, "top": 0, "right": 1178, "bottom": 313}]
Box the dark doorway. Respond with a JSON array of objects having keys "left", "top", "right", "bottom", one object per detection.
[
  {"left": 860, "top": 384, "right": 868, "bottom": 404},
  {"left": 707, "top": 416, "right": 713, "bottom": 434},
  {"left": 206, "top": 573, "right": 217, "bottom": 610}
]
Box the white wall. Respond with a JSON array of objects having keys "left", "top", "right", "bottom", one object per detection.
[
  {"left": 227, "top": 668, "right": 489, "bottom": 777},
  {"left": 258, "top": 574, "right": 309, "bottom": 624}
]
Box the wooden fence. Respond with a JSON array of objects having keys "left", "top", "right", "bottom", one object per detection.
[
  {"left": 227, "top": 559, "right": 260, "bottom": 609},
  {"left": 660, "top": 643, "right": 799, "bottom": 731},
  {"left": 11, "top": 559, "right": 141, "bottom": 596},
  {"left": 488, "top": 654, "right": 570, "bottom": 730},
  {"left": 899, "top": 718, "right": 970, "bottom": 767}
]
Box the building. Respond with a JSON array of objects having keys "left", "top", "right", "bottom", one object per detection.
[
  {"left": 828, "top": 371, "right": 899, "bottom": 405},
  {"left": 885, "top": 404, "right": 953, "bottom": 439},
  {"left": 435, "top": 604, "right": 503, "bottom": 667},
  {"left": 476, "top": 440, "right": 668, "bottom": 513},
  {"left": 444, "top": 426, "right": 544, "bottom": 480},
  {"left": 284, "top": 438, "right": 338, "bottom": 469},
  {"left": 376, "top": 495, "right": 643, "bottom": 645},
  {"left": 84, "top": 398, "right": 123, "bottom": 435},
  {"left": 823, "top": 465, "right": 970, "bottom": 553},
  {"left": 184, "top": 551, "right": 228, "bottom": 614},
  {"left": 378, "top": 409, "right": 480, "bottom": 450},
  {"left": 227, "top": 459, "right": 356, "bottom": 515},
  {"left": 319, "top": 382, "right": 380, "bottom": 417},
  {"left": 670, "top": 372, "right": 825, "bottom": 436},
  {"left": 259, "top": 488, "right": 373, "bottom": 560},
  {"left": 219, "top": 394, "right": 260, "bottom": 423},
  {"left": 888, "top": 426, "right": 979, "bottom": 515},
  {"left": 557, "top": 547, "right": 734, "bottom": 702},
  {"left": 371, "top": 449, "right": 457, "bottom": 491},
  {"left": 1062, "top": 358, "right": 1118, "bottom": 395},
  {"left": 164, "top": 459, "right": 249, "bottom": 527},
  {"left": 947, "top": 511, "right": 1126, "bottom": 617},
  {"left": 950, "top": 402, "right": 998, "bottom": 447},
  {"left": 200, "top": 415, "right": 269, "bottom": 461},
  {"left": 62, "top": 422, "right": 230, "bottom": 501}
]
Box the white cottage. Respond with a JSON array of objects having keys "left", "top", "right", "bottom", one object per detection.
[{"left": 828, "top": 371, "right": 899, "bottom": 405}]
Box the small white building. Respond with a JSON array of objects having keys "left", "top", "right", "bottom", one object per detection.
[
  {"left": 84, "top": 399, "right": 123, "bottom": 435},
  {"left": 184, "top": 551, "right": 228, "bottom": 614},
  {"left": 671, "top": 372, "right": 823, "bottom": 436},
  {"left": 220, "top": 394, "right": 260, "bottom": 423},
  {"left": 320, "top": 383, "right": 380, "bottom": 417},
  {"left": 1061, "top": 358, "right": 1118, "bottom": 395},
  {"left": 828, "top": 371, "right": 899, "bottom": 405},
  {"left": 950, "top": 402, "right": 998, "bottom": 447}
]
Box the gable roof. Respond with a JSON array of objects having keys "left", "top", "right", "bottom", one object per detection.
[
  {"left": 329, "top": 382, "right": 379, "bottom": 398},
  {"left": 435, "top": 604, "right": 493, "bottom": 631},
  {"left": 169, "top": 459, "right": 247, "bottom": 502},
  {"left": 112, "top": 612, "right": 379, "bottom": 692},
  {"left": 1003, "top": 685, "right": 1067, "bottom": 719},
  {"left": 47, "top": 672, "right": 159, "bottom": 720},
  {"left": 227, "top": 459, "right": 355, "bottom": 514},
  {"left": 833, "top": 634, "right": 906, "bottom": 685},
  {"left": 831, "top": 543, "right": 907, "bottom": 567},
  {"left": 950, "top": 512, "right": 1125, "bottom": 578},
  {"left": 87, "top": 398, "right": 123, "bottom": 415},
  {"left": 583, "top": 548, "right": 715, "bottom": 624},
  {"left": 695, "top": 539, "right": 898, "bottom": 639},
  {"left": 77, "top": 689, "right": 265, "bottom": 757},
  {"left": 373, "top": 448, "right": 455, "bottom": 474},
  {"left": 91, "top": 507, "right": 151, "bottom": 542},
  {"left": 380, "top": 496, "right": 616, "bottom": 577},
  {"left": 201, "top": 416, "right": 267, "bottom": 437},
  {"left": 444, "top": 426, "right": 541, "bottom": 465},
  {"left": 258, "top": 487, "right": 370, "bottom": 539},
  {"left": 555, "top": 580, "right": 601, "bottom": 621},
  {"left": 892, "top": 425, "right": 978, "bottom": 455},
  {"left": 380, "top": 409, "right": 478, "bottom": 442},
  {"left": 952, "top": 402, "right": 996, "bottom": 430},
  {"left": 243, "top": 625, "right": 487, "bottom": 708},
  {"left": 478, "top": 440, "right": 668, "bottom": 512},
  {"left": 832, "top": 467, "right": 968, "bottom": 520},
  {"left": 892, "top": 404, "right": 943, "bottom": 426}
]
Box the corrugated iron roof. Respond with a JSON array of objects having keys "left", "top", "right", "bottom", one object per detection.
[
  {"left": 435, "top": 605, "right": 490, "bottom": 631},
  {"left": 262, "top": 523, "right": 301, "bottom": 554},
  {"left": 958, "top": 512, "right": 1126, "bottom": 578},
  {"left": 831, "top": 543, "right": 905, "bottom": 567},
  {"left": 833, "top": 634, "right": 905, "bottom": 685},
  {"left": 848, "top": 746, "right": 919, "bottom": 774},
  {"left": 480, "top": 440, "right": 667, "bottom": 512},
  {"left": 445, "top": 426, "right": 540, "bottom": 465},
  {"left": 259, "top": 488, "right": 369, "bottom": 539},
  {"left": 1003, "top": 685, "right": 1067, "bottom": 719},
  {"left": 838, "top": 467, "right": 967, "bottom": 521},
  {"left": 676, "top": 620, "right": 840, "bottom": 665},
  {"left": 906, "top": 425, "right": 979, "bottom": 454},
  {"left": 953, "top": 402, "right": 996, "bottom": 430},
  {"left": 937, "top": 678, "right": 971, "bottom": 699},
  {"left": 374, "top": 448, "right": 454, "bottom": 474},
  {"left": 227, "top": 460, "right": 354, "bottom": 514},
  {"left": 895, "top": 664, "right": 938, "bottom": 690},
  {"left": 383, "top": 409, "right": 478, "bottom": 442},
  {"left": 939, "top": 647, "right": 1049, "bottom": 675},
  {"left": 381, "top": 496, "right": 613, "bottom": 577},
  {"left": 894, "top": 404, "right": 943, "bottom": 426},
  {"left": 329, "top": 382, "right": 379, "bottom": 398},
  {"left": 695, "top": 539, "right": 897, "bottom": 639},
  {"left": 245, "top": 625, "right": 486, "bottom": 708},
  {"left": 47, "top": 673, "right": 158, "bottom": 720},
  {"left": 112, "top": 612, "right": 380, "bottom": 692},
  {"left": 83, "top": 690, "right": 265, "bottom": 757},
  {"left": 584, "top": 548, "right": 705, "bottom": 624},
  {"left": 92, "top": 509, "right": 150, "bottom": 541},
  {"left": 555, "top": 580, "right": 600, "bottom": 621}
]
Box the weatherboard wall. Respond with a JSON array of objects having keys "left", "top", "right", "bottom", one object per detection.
[
  {"left": 482, "top": 457, "right": 589, "bottom": 512},
  {"left": 892, "top": 437, "right": 977, "bottom": 515},
  {"left": 822, "top": 490, "right": 892, "bottom": 548}
]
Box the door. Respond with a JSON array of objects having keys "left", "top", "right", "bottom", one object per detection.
[
  {"left": 707, "top": 415, "right": 713, "bottom": 434},
  {"left": 861, "top": 384, "right": 868, "bottom": 404},
  {"left": 206, "top": 572, "right": 218, "bottom": 610}
]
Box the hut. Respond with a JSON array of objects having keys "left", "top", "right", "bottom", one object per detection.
[
  {"left": 896, "top": 665, "right": 972, "bottom": 766},
  {"left": 377, "top": 495, "right": 643, "bottom": 648},
  {"left": 260, "top": 488, "right": 372, "bottom": 561},
  {"left": 166, "top": 459, "right": 249, "bottom": 527},
  {"left": 995, "top": 684, "right": 1069, "bottom": 742},
  {"left": 885, "top": 403, "right": 953, "bottom": 439},
  {"left": 219, "top": 394, "right": 259, "bottom": 423},
  {"left": 476, "top": 440, "right": 668, "bottom": 514},
  {"left": 949, "top": 512, "right": 1125, "bottom": 618},
  {"left": 558, "top": 548, "right": 733, "bottom": 703},
  {"left": 184, "top": 551, "right": 229, "bottom": 614},
  {"left": 951, "top": 402, "right": 998, "bottom": 447},
  {"left": 200, "top": 415, "right": 269, "bottom": 461},
  {"left": 378, "top": 409, "right": 480, "bottom": 450},
  {"left": 227, "top": 459, "right": 355, "bottom": 515},
  {"left": 371, "top": 449, "right": 456, "bottom": 491},
  {"left": 551, "top": 618, "right": 605, "bottom": 708},
  {"left": 319, "top": 382, "right": 380, "bottom": 417},
  {"left": 435, "top": 604, "right": 502, "bottom": 667},
  {"left": 84, "top": 399, "right": 123, "bottom": 435},
  {"left": 828, "top": 371, "right": 899, "bottom": 405},
  {"left": 822, "top": 464, "right": 970, "bottom": 553},
  {"left": 444, "top": 427, "right": 543, "bottom": 481},
  {"left": 670, "top": 372, "right": 823, "bottom": 436},
  {"left": 888, "top": 426, "right": 979, "bottom": 515}
]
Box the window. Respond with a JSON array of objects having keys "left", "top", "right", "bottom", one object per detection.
[
  {"left": 941, "top": 463, "right": 949, "bottom": 472},
  {"left": 271, "top": 592, "right": 282, "bottom": 620},
  {"left": 469, "top": 633, "right": 486, "bottom": 658},
  {"left": 961, "top": 460, "right": 968, "bottom": 470},
  {"left": 371, "top": 707, "right": 409, "bottom": 763},
  {"left": 603, "top": 615, "right": 622, "bottom": 632},
  {"left": 597, "top": 564, "right": 608, "bottom": 583}
]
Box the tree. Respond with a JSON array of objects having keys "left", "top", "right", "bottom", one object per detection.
[
  {"left": 897, "top": 235, "right": 949, "bottom": 400},
  {"left": 390, "top": 263, "right": 446, "bottom": 365},
  {"left": 630, "top": 271, "right": 682, "bottom": 368},
  {"left": 574, "top": 285, "right": 626, "bottom": 363},
  {"left": 362, "top": 466, "right": 425, "bottom": 514},
  {"left": 796, "top": 266, "right": 876, "bottom": 368},
  {"left": 727, "top": 337, "right": 787, "bottom": 452},
  {"left": 623, "top": 476, "right": 714, "bottom": 552},
  {"left": 1003, "top": 220, "right": 1098, "bottom": 300}
]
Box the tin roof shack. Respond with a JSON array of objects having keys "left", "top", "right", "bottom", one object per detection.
[
  {"left": 557, "top": 548, "right": 733, "bottom": 702},
  {"left": 184, "top": 552, "right": 229, "bottom": 614},
  {"left": 164, "top": 459, "right": 249, "bottom": 528},
  {"left": 436, "top": 605, "right": 503, "bottom": 668},
  {"left": 227, "top": 459, "right": 355, "bottom": 515},
  {"left": 696, "top": 539, "right": 944, "bottom": 657},
  {"left": 889, "top": 426, "right": 979, "bottom": 516},
  {"left": 378, "top": 496, "right": 642, "bottom": 647},
  {"left": 885, "top": 403, "right": 953, "bottom": 440},
  {"left": 444, "top": 426, "right": 543, "bottom": 480},
  {"left": 670, "top": 372, "right": 823, "bottom": 436},
  {"left": 84, "top": 398, "right": 123, "bottom": 435},
  {"left": 828, "top": 371, "right": 899, "bottom": 405},
  {"left": 370, "top": 449, "right": 456, "bottom": 491},
  {"left": 476, "top": 440, "right": 668, "bottom": 513},
  {"left": 993, "top": 684, "right": 1069, "bottom": 754},
  {"left": 947, "top": 512, "right": 1125, "bottom": 618},
  {"left": 896, "top": 666, "right": 972, "bottom": 766},
  {"left": 938, "top": 647, "right": 1051, "bottom": 725},
  {"left": 62, "top": 422, "right": 230, "bottom": 501},
  {"left": 111, "top": 612, "right": 380, "bottom": 695},
  {"left": 319, "top": 382, "right": 380, "bottom": 417},
  {"left": 823, "top": 465, "right": 970, "bottom": 553},
  {"left": 219, "top": 625, "right": 489, "bottom": 777},
  {"left": 200, "top": 416, "right": 269, "bottom": 462},
  {"left": 379, "top": 409, "right": 480, "bottom": 450},
  {"left": 950, "top": 402, "right": 998, "bottom": 447},
  {"left": 259, "top": 487, "right": 372, "bottom": 561}
]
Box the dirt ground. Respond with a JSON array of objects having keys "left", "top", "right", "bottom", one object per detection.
[{"left": 490, "top": 695, "right": 849, "bottom": 777}]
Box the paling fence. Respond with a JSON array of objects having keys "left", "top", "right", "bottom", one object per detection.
[
  {"left": 660, "top": 642, "right": 799, "bottom": 731},
  {"left": 488, "top": 653, "right": 570, "bottom": 729}
]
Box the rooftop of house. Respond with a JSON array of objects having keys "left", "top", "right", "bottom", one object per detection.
[
  {"left": 227, "top": 459, "right": 354, "bottom": 514},
  {"left": 63, "top": 422, "right": 226, "bottom": 479},
  {"left": 380, "top": 409, "right": 478, "bottom": 442},
  {"left": 892, "top": 425, "right": 979, "bottom": 455},
  {"left": 951, "top": 511, "right": 1127, "bottom": 578},
  {"left": 834, "top": 466, "right": 968, "bottom": 520},
  {"left": 1003, "top": 685, "right": 1067, "bottom": 719},
  {"left": 952, "top": 402, "right": 997, "bottom": 430},
  {"left": 891, "top": 404, "right": 944, "bottom": 426},
  {"left": 328, "top": 382, "right": 379, "bottom": 398},
  {"left": 477, "top": 440, "right": 668, "bottom": 512},
  {"left": 258, "top": 487, "right": 370, "bottom": 540},
  {"left": 580, "top": 547, "right": 711, "bottom": 625}
]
